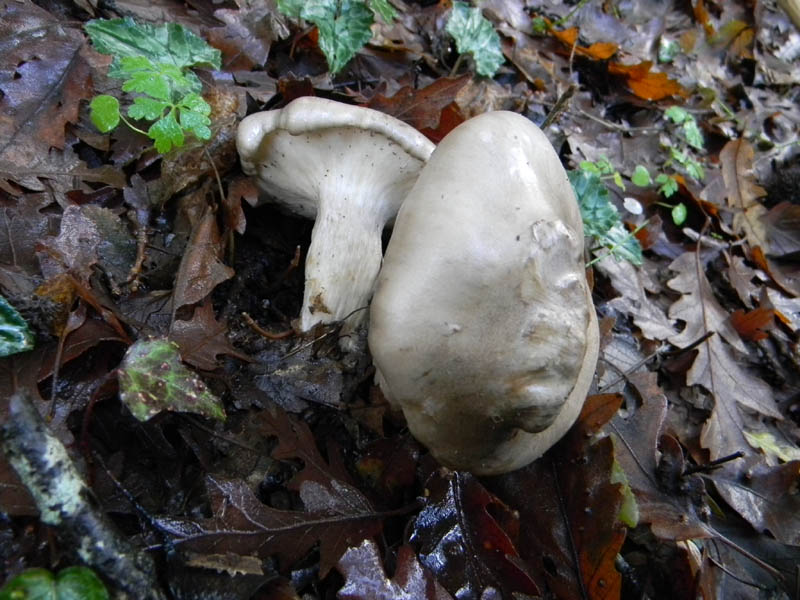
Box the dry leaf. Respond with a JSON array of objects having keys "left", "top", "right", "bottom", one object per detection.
[
  {"left": 721, "top": 139, "right": 769, "bottom": 252},
  {"left": 607, "top": 61, "right": 688, "bottom": 100},
  {"left": 667, "top": 253, "right": 782, "bottom": 467}
]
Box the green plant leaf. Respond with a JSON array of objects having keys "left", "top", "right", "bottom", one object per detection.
[
  {"left": 368, "top": 0, "right": 396, "bottom": 22},
  {"left": 55, "top": 567, "right": 109, "bottom": 600},
  {"left": 664, "top": 105, "right": 689, "bottom": 124},
  {"left": 178, "top": 106, "right": 212, "bottom": 141},
  {"left": 446, "top": 1, "right": 504, "bottom": 77},
  {"left": 0, "top": 567, "right": 108, "bottom": 600},
  {"left": 0, "top": 295, "right": 34, "bottom": 358},
  {"left": 118, "top": 338, "right": 226, "bottom": 422},
  {"left": 276, "top": 0, "right": 305, "bottom": 18},
  {"left": 304, "top": 0, "right": 374, "bottom": 74},
  {"left": 682, "top": 118, "right": 704, "bottom": 150},
  {"left": 671, "top": 202, "right": 688, "bottom": 225},
  {"left": 148, "top": 112, "right": 184, "bottom": 153},
  {"left": 632, "top": 164, "right": 652, "bottom": 186},
  {"left": 569, "top": 170, "right": 618, "bottom": 237},
  {"left": 84, "top": 17, "right": 221, "bottom": 71},
  {"left": 656, "top": 173, "right": 678, "bottom": 197},
  {"left": 128, "top": 96, "right": 170, "bottom": 121},
  {"left": 89, "top": 95, "right": 120, "bottom": 133},
  {"left": 569, "top": 170, "right": 643, "bottom": 266}
]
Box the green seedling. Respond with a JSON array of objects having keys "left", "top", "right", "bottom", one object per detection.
[{"left": 84, "top": 18, "right": 221, "bottom": 153}]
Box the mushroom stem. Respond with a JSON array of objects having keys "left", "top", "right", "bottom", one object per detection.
[{"left": 300, "top": 191, "right": 384, "bottom": 332}]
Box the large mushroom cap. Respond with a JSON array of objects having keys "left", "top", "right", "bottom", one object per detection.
[
  {"left": 236, "top": 97, "right": 435, "bottom": 336},
  {"left": 369, "top": 111, "right": 599, "bottom": 475}
]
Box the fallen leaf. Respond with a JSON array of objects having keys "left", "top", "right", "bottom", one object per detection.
[
  {"left": 549, "top": 26, "right": 618, "bottom": 59},
  {"left": 169, "top": 301, "right": 251, "bottom": 370},
  {"left": 412, "top": 470, "right": 539, "bottom": 600},
  {"left": 366, "top": 75, "right": 470, "bottom": 132},
  {"left": 337, "top": 539, "right": 452, "bottom": 600},
  {"left": 117, "top": 338, "right": 226, "bottom": 422},
  {"left": 156, "top": 475, "right": 383, "bottom": 577},
  {"left": 608, "top": 60, "right": 688, "bottom": 100},
  {"left": 610, "top": 396, "right": 715, "bottom": 541},
  {"left": 729, "top": 307, "right": 775, "bottom": 341},
  {"left": 721, "top": 139, "right": 770, "bottom": 253},
  {"left": 667, "top": 252, "right": 782, "bottom": 467},
  {"left": 598, "top": 257, "right": 676, "bottom": 340},
  {"left": 488, "top": 394, "right": 626, "bottom": 600},
  {"left": 172, "top": 205, "right": 234, "bottom": 317}
]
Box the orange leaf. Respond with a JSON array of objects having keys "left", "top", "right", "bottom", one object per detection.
[
  {"left": 608, "top": 60, "right": 687, "bottom": 100},
  {"left": 549, "top": 26, "right": 617, "bottom": 60},
  {"left": 729, "top": 308, "right": 775, "bottom": 341}
]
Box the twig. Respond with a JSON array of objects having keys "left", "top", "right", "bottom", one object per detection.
[
  {"left": 683, "top": 451, "right": 744, "bottom": 475},
  {"left": 242, "top": 311, "right": 294, "bottom": 340},
  {"left": 541, "top": 84, "right": 576, "bottom": 129},
  {"left": 2, "top": 391, "right": 167, "bottom": 600}
]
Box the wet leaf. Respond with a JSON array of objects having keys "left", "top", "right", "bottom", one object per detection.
[
  {"left": 610, "top": 396, "right": 715, "bottom": 541},
  {"left": 169, "top": 301, "right": 251, "bottom": 370},
  {"left": 0, "top": 295, "right": 34, "bottom": 357},
  {"left": 366, "top": 75, "right": 470, "bottom": 132},
  {"left": 721, "top": 139, "right": 770, "bottom": 253},
  {"left": 412, "top": 470, "right": 539, "bottom": 600},
  {"left": 337, "top": 540, "right": 452, "bottom": 600},
  {"left": 156, "top": 475, "right": 382, "bottom": 577},
  {"left": 172, "top": 206, "right": 234, "bottom": 316},
  {"left": 488, "top": 394, "right": 626, "bottom": 600},
  {"left": 118, "top": 338, "right": 226, "bottom": 421}
]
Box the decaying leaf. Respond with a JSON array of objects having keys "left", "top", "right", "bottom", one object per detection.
[
  {"left": 156, "top": 474, "right": 383, "bottom": 577},
  {"left": 172, "top": 205, "right": 234, "bottom": 317},
  {"left": 667, "top": 252, "right": 781, "bottom": 467},
  {"left": 338, "top": 539, "right": 452, "bottom": 600},
  {"left": 169, "top": 301, "right": 250, "bottom": 370},
  {"left": 118, "top": 338, "right": 226, "bottom": 421},
  {"left": 366, "top": 75, "right": 470, "bottom": 135},
  {"left": 412, "top": 470, "right": 539, "bottom": 600},
  {"left": 610, "top": 396, "right": 715, "bottom": 541},
  {"left": 722, "top": 138, "right": 770, "bottom": 252},
  {"left": 488, "top": 394, "right": 626, "bottom": 600}
]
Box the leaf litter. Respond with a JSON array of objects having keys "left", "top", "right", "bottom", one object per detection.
[{"left": 0, "top": 0, "right": 799, "bottom": 598}]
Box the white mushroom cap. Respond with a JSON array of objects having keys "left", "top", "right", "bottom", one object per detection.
[
  {"left": 369, "top": 111, "right": 599, "bottom": 475},
  {"left": 236, "top": 97, "right": 435, "bottom": 338}
]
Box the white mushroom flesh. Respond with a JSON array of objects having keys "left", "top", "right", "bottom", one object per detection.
[{"left": 369, "top": 111, "right": 600, "bottom": 475}]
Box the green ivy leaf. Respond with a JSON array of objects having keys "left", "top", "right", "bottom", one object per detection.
[
  {"left": 118, "top": 339, "right": 226, "bottom": 422},
  {"left": 569, "top": 170, "right": 643, "bottom": 266},
  {"left": 148, "top": 112, "right": 184, "bottom": 153},
  {"left": 446, "top": 1, "right": 504, "bottom": 77},
  {"left": 276, "top": 0, "right": 305, "bottom": 18},
  {"left": 0, "top": 296, "right": 34, "bottom": 358},
  {"left": 304, "top": 0, "right": 374, "bottom": 74},
  {"left": 89, "top": 95, "right": 120, "bottom": 133},
  {"left": 368, "top": 0, "right": 396, "bottom": 22},
  {"left": 85, "top": 17, "right": 221, "bottom": 71},
  {"left": 632, "top": 164, "right": 652, "bottom": 186}
]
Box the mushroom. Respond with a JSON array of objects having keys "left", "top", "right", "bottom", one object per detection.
[
  {"left": 236, "top": 97, "right": 435, "bottom": 340},
  {"left": 369, "top": 111, "right": 599, "bottom": 475}
]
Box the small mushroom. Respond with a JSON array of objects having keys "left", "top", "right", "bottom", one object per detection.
[
  {"left": 236, "top": 97, "right": 435, "bottom": 339},
  {"left": 369, "top": 111, "right": 599, "bottom": 475}
]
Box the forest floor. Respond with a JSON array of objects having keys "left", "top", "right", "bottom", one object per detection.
[{"left": 1, "top": 0, "right": 799, "bottom": 599}]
